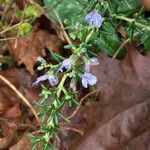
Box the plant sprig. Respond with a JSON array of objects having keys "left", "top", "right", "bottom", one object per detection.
[{"left": 1, "top": 0, "right": 149, "bottom": 149}]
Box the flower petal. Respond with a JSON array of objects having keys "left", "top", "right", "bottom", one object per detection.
[
  {"left": 33, "top": 74, "right": 48, "bottom": 86},
  {"left": 82, "top": 77, "right": 88, "bottom": 88},
  {"left": 59, "top": 59, "right": 72, "bottom": 72},
  {"left": 48, "top": 75, "right": 59, "bottom": 86},
  {"left": 88, "top": 74, "right": 97, "bottom": 86},
  {"left": 85, "top": 57, "right": 99, "bottom": 72},
  {"left": 89, "top": 57, "right": 99, "bottom": 65},
  {"left": 82, "top": 72, "right": 97, "bottom": 88},
  {"left": 84, "top": 63, "right": 91, "bottom": 72}
]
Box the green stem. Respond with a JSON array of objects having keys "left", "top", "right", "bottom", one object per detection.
[
  {"left": 112, "top": 32, "right": 139, "bottom": 59},
  {"left": 39, "top": 20, "right": 96, "bottom": 149},
  {"left": 85, "top": 28, "right": 95, "bottom": 44},
  {"left": 57, "top": 74, "right": 69, "bottom": 97},
  {"left": 110, "top": 14, "right": 150, "bottom": 30}
]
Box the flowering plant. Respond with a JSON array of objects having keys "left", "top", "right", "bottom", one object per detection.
[
  {"left": 31, "top": 0, "right": 150, "bottom": 149},
  {"left": 32, "top": 10, "right": 102, "bottom": 149}
]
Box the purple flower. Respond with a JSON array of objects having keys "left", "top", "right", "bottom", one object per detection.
[
  {"left": 33, "top": 74, "right": 59, "bottom": 86},
  {"left": 85, "top": 57, "right": 99, "bottom": 72},
  {"left": 33, "top": 74, "right": 48, "bottom": 86},
  {"left": 89, "top": 57, "right": 99, "bottom": 65},
  {"left": 82, "top": 72, "right": 97, "bottom": 88},
  {"left": 48, "top": 75, "right": 59, "bottom": 86},
  {"left": 59, "top": 59, "right": 72, "bottom": 72},
  {"left": 85, "top": 11, "right": 103, "bottom": 28}
]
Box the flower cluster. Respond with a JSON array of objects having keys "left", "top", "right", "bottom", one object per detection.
[
  {"left": 33, "top": 58, "right": 73, "bottom": 86},
  {"left": 31, "top": 0, "right": 150, "bottom": 148},
  {"left": 81, "top": 11, "right": 102, "bottom": 88},
  {"left": 32, "top": 10, "right": 103, "bottom": 149},
  {"left": 34, "top": 56, "right": 99, "bottom": 88},
  {"left": 34, "top": 11, "right": 102, "bottom": 89}
]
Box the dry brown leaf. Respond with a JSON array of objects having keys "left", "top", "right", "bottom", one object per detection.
[
  {"left": 69, "top": 45, "right": 150, "bottom": 150},
  {"left": 127, "top": 129, "right": 150, "bottom": 150},
  {"left": 10, "top": 135, "right": 32, "bottom": 150},
  {"left": 4, "top": 104, "right": 22, "bottom": 119},
  {"left": 0, "top": 68, "right": 40, "bottom": 149},
  {"left": 13, "top": 0, "right": 25, "bottom": 10},
  {"left": 5, "top": 30, "right": 63, "bottom": 74},
  {"left": 142, "top": 0, "right": 150, "bottom": 10}
]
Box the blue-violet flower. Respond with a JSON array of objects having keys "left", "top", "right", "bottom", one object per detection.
[
  {"left": 59, "top": 59, "right": 72, "bottom": 72},
  {"left": 85, "top": 11, "right": 103, "bottom": 28},
  {"left": 33, "top": 74, "right": 59, "bottom": 86},
  {"left": 48, "top": 75, "right": 59, "bottom": 86},
  {"left": 85, "top": 57, "right": 99, "bottom": 72},
  {"left": 82, "top": 72, "right": 97, "bottom": 88}
]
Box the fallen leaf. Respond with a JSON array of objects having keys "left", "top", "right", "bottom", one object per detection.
[
  {"left": 13, "top": 0, "right": 25, "bottom": 10},
  {"left": 4, "top": 104, "right": 22, "bottom": 119},
  {"left": 10, "top": 135, "right": 32, "bottom": 150},
  {"left": 69, "top": 45, "right": 150, "bottom": 150},
  {"left": 142, "top": 0, "right": 150, "bottom": 10},
  {"left": 5, "top": 30, "right": 63, "bottom": 74},
  {"left": 127, "top": 129, "right": 150, "bottom": 150},
  {"left": 0, "top": 68, "right": 40, "bottom": 149}
]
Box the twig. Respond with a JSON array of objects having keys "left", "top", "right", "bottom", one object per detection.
[
  {"left": 68, "top": 89, "right": 99, "bottom": 119},
  {"left": 62, "top": 127, "right": 84, "bottom": 135},
  {"left": 0, "top": 74, "right": 40, "bottom": 123},
  {"left": 27, "top": 0, "right": 72, "bottom": 44},
  {"left": 112, "top": 39, "right": 129, "bottom": 59},
  {"left": 112, "top": 32, "right": 139, "bottom": 59},
  {"left": 31, "top": 126, "right": 83, "bottom": 137},
  {"left": 0, "top": 37, "right": 17, "bottom": 41},
  {"left": 27, "top": 0, "right": 52, "bottom": 21},
  {"left": 0, "top": 22, "right": 22, "bottom": 35},
  {"left": 44, "top": 0, "right": 63, "bottom": 13},
  {"left": 54, "top": 9, "right": 72, "bottom": 44}
]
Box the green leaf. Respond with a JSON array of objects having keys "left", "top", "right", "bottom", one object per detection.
[
  {"left": 94, "top": 22, "right": 126, "bottom": 58},
  {"left": 19, "top": 22, "right": 33, "bottom": 36},
  {"left": 110, "top": 0, "right": 140, "bottom": 13},
  {"left": 37, "top": 66, "right": 44, "bottom": 70},
  {"left": 50, "top": 50, "right": 65, "bottom": 62},
  {"left": 64, "top": 44, "right": 74, "bottom": 49},
  {"left": 44, "top": 0, "right": 83, "bottom": 22},
  {"left": 24, "top": 5, "right": 41, "bottom": 19}
]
